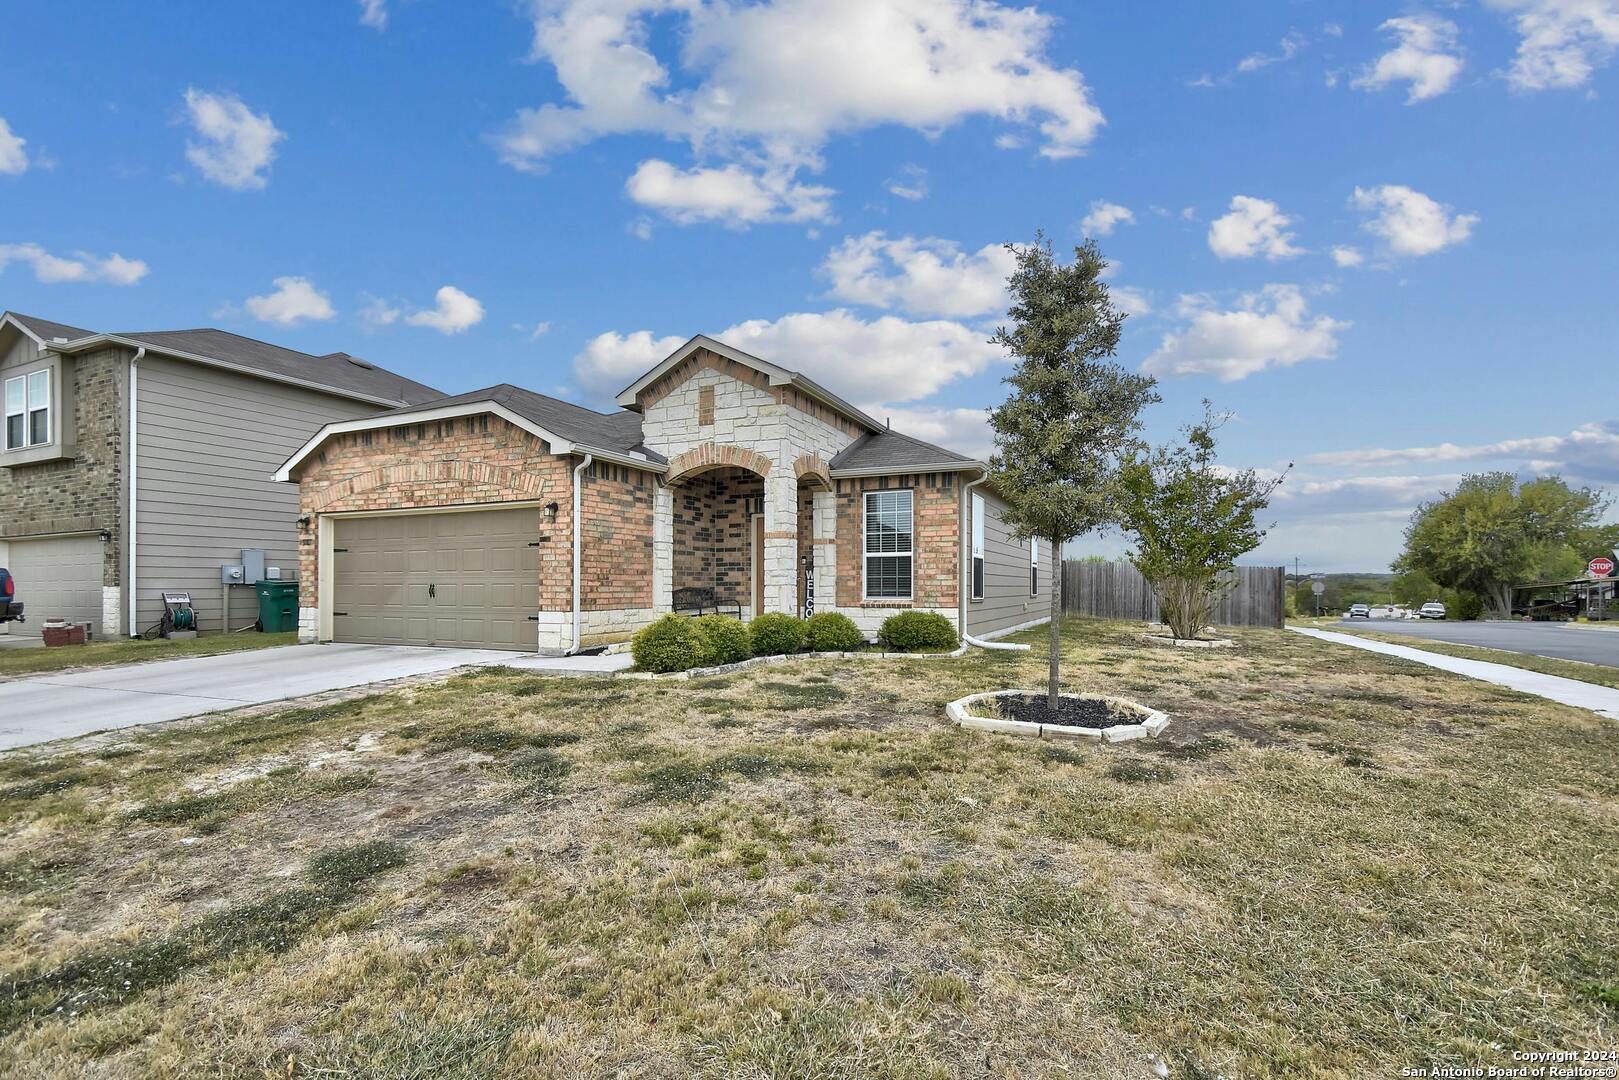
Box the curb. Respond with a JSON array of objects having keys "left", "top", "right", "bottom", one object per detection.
[{"left": 946, "top": 689, "right": 1170, "bottom": 742}]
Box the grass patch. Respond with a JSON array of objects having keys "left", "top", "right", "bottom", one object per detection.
[
  {"left": 1106, "top": 757, "right": 1177, "bottom": 784},
  {"left": 427, "top": 727, "right": 580, "bottom": 755},
  {"left": 0, "top": 632, "right": 297, "bottom": 680}
]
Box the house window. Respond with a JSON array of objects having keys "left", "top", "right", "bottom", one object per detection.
[
  {"left": 1030, "top": 537, "right": 1039, "bottom": 595},
  {"left": 3, "top": 369, "right": 50, "bottom": 451},
  {"left": 970, "top": 492, "right": 985, "bottom": 600},
  {"left": 864, "top": 489, "right": 913, "bottom": 599}
]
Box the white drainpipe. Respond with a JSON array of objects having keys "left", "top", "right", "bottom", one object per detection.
[
  {"left": 126, "top": 347, "right": 145, "bottom": 637},
  {"left": 569, "top": 453, "right": 594, "bottom": 654},
  {"left": 957, "top": 468, "right": 1032, "bottom": 652}
]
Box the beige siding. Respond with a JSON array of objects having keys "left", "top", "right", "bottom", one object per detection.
[
  {"left": 133, "top": 355, "right": 375, "bottom": 634},
  {"left": 966, "top": 488, "right": 1055, "bottom": 637}
]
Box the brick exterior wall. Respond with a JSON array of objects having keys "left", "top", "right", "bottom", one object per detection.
[
  {"left": 577, "top": 459, "right": 656, "bottom": 613},
  {"left": 293, "top": 417, "right": 574, "bottom": 612},
  {"left": 833, "top": 472, "right": 961, "bottom": 612},
  {"left": 0, "top": 347, "right": 126, "bottom": 589},
  {"left": 671, "top": 467, "right": 760, "bottom": 609}
]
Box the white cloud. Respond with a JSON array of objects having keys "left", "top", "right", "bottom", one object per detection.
[
  {"left": 1141, "top": 284, "right": 1347, "bottom": 382},
  {"left": 495, "top": 0, "right": 1104, "bottom": 224},
  {"left": 1331, "top": 245, "right": 1365, "bottom": 268},
  {"left": 358, "top": 0, "right": 387, "bottom": 30},
  {"left": 242, "top": 276, "right": 335, "bottom": 325},
  {"left": 574, "top": 309, "right": 1004, "bottom": 403},
  {"left": 820, "top": 232, "right": 1013, "bottom": 319},
  {"left": 1353, "top": 15, "right": 1466, "bottom": 102},
  {"left": 1109, "top": 285, "right": 1152, "bottom": 317},
  {"left": 528, "top": 320, "right": 552, "bottom": 340},
  {"left": 182, "top": 88, "right": 285, "bottom": 191},
  {"left": 1207, "top": 196, "right": 1303, "bottom": 260},
  {"left": 1080, "top": 200, "right": 1135, "bottom": 237},
  {"left": 884, "top": 163, "right": 928, "bottom": 201},
  {"left": 875, "top": 405, "right": 994, "bottom": 460},
  {"left": 1351, "top": 184, "right": 1478, "bottom": 257},
  {"left": 625, "top": 159, "right": 833, "bottom": 227},
  {"left": 359, "top": 295, "right": 401, "bottom": 329},
  {"left": 1486, "top": 0, "right": 1619, "bottom": 90},
  {"left": 1304, "top": 421, "right": 1619, "bottom": 482},
  {"left": 0, "top": 117, "right": 29, "bottom": 175},
  {"left": 0, "top": 243, "right": 149, "bottom": 286},
  {"left": 404, "top": 285, "right": 485, "bottom": 334},
  {"left": 1237, "top": 30, "right": 1306, "bottom": 73}
]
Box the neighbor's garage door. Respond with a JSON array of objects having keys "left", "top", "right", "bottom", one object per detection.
[
  {"left": 331, "top": 508, "right": 539, "bottom": 650},
  {"left": 7, "top": 534, "right": 104, "bottom": 636}
]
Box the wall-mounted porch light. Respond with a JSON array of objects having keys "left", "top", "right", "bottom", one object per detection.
[
  {"left": 543, "top": 501, "right": 560, "bottom": 524},
  {"left": 98, "top": 528, "right": 112, "bottom": 543}
]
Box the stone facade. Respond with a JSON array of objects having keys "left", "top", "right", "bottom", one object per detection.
[{"left": 0, "top": 346, "right": 127, "bottom": 596}]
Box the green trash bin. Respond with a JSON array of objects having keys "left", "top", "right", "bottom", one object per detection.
[{"left": 254, "top": 580, "right": 299, "bottom": 633}]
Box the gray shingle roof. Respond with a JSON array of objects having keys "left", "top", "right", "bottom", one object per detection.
[
  {"left": 829, "top": 428, "right": 979, "bottom": 472},
  {"left": 114, "top": 328, "right": 442, "bottom": 405},
  {"left": 391, "top": 384, "right": 666, "bottom": 463},
  {"left": 7, "top": 312, "right": 96, "bottom": 342}
]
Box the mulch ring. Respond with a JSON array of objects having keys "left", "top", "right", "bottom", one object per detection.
[{"left": 995, "top": 693, "right": 1146, "bottom": 729}]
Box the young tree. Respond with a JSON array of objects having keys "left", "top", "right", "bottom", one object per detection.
[
  {"left": 1117, "top": 403, "right": 1285, "bottom": 639},
  {"left": 988, "top": 236, "right": 1159, "bottom": 710},
  {"left": 1396, "top": 473, "right": 1610, "bottom": 617}
]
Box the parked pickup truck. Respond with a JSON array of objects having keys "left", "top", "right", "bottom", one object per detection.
[{"left": 0, "top": 568, "right": 23, "bottom": 625}]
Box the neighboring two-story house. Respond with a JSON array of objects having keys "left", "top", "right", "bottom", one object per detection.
[
  {"left": 277, "top": 334, "right": 1053, "bottom": 653},
  {"left": 0, "top": 311, "right": 439, "bottom": 639}
]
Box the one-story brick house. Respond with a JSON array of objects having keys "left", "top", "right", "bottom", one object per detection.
[{"left": 276, "top": 335, "right": 1053, "bottom": 653}]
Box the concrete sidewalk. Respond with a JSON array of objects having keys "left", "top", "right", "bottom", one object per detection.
[
  {"left": 1289, "top": 627, "right": 1619, "bottom": 721},
  {"left": 0, "top": 643, "right": 633, "bottom": 751}
]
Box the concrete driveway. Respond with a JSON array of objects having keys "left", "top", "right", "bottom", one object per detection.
[
  {"left": 0, "top": 643, "right": 631, "bottom": 751},
  {"left": 1336, "top": 617, "right": 1619, "bottom": 668}
]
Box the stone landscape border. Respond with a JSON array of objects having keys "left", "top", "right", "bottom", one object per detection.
[
  {"left": 947, "top": 688, "right": 1170, "bottom": 743},
  {"left": 618, "top": 643, "right": 971, "bottom": 681}
]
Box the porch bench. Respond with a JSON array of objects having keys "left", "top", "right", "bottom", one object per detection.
[{"left": 672, "top": 587, "right": 742, "bottom": 619}]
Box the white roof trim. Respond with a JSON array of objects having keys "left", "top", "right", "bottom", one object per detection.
[
  {"left": 47, "top": 332, "right": 413, "bottom": 408},
  {"left": 273, "top": 399, "right": 667, "bottom": 483},
  {"left": 614, "top": 333, "right": 883, "bottom": 431},
  {"left": 275, "top": 401, "right": 576, "bottom": 483}
]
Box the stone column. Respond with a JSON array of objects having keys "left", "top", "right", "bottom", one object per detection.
[
  {"left": 811, "top": 489, "right": 837, "bottom": 614},
  {"left": 652, "top": 484, "right": 673, "bottom": 614},
  {"left": 761, "top": 472, "right": 798, "bottom": 614}
]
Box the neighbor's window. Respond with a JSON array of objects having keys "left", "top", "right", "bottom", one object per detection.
[
  {"left": 1030, "top": 537, "right": 1039, "bottom": 595},
  {"left": 864, "top": 489, "right": 913, "bottom": 599},
  {"left": 3, "top": 369, "right": 50, "bottom": 451},
  {"left": 970, "top": 492, "right": 985, "bottom": 600}
]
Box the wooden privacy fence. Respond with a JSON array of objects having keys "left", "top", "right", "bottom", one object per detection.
[{"left": 1060, "top": 561, "right": 1286, "bottom": 629}]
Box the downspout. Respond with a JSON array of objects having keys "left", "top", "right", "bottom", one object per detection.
[
  {"left": 958, "top": 468, "right": 1031, "bottom": 652},
  {"left": 126, "top": 347, "right": 146, "bottom": 637},
  {"left": 569, "top": 453, "right": 594, "bottom": 654}
]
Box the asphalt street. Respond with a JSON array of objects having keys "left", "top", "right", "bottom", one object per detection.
[{"left": 1337, "top": 618, "right": 1619, "bottom": 668}]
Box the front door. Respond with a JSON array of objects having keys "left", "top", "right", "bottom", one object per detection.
[{"left": 751, "top": 514, "right": 764, "bottom": 616}]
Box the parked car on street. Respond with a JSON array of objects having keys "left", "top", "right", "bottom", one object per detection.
[
  {"left": 1347, "top": 603, "right": 1371, "bottom": 619},
  {"left": 0, "top": 568, "right": 23, "bottom": 625},
  {"left": 1419, "top": 601, "right": 1447, "bottom": 620}
]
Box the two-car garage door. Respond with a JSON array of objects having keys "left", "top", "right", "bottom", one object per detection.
[
  {"left": 331, "top": 508, "right": 540, "bottom": 651},
  {"left": 5, "top": 534, "right": 103, "bottom": 637}
]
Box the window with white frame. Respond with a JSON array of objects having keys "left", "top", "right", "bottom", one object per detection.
[
  {"left": 1030, "top": 537, "right": 1039, "bottom": 595},
  {"left": 970, "top": 492, "right": 985, "bottom": 600},
  {"left": 3, "top": 369, "right": 50, "bottom": 451},
  {"left": 864, "top": 489, "right": 913, "bottom": 599}
]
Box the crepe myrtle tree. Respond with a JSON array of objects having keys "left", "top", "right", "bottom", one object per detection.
[
  {"left": 1118, "top": 403, "right": 1286, "bottom": 640},
  {"left": 987, "top": 235, "right": 1159, "bottom": 710}
]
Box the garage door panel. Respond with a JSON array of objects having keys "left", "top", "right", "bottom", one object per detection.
[
  {"left": 7, "top": 535, "right": 103, "bottom": 637},
  {"left": 332, "top": 508, "right": 538, "bottom": 650}
]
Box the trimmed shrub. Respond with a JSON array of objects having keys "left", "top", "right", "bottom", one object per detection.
[
  {"left": 632, "top": 614, "right": 699, "bottom": 673},
  {"left": 877, "top": 611, "right": 958, "bottom": 653},
  {"left": 748, "top": 613, "right": 806, "bottom": 656},
  {"left": 804, "top": 612, "right": 864, "bottom": 652},
  {"left": 692, "top": 615, "right": 751, "bottom": 667}
]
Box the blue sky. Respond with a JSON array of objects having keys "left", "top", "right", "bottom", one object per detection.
[{"left": 3, "top": 1, "right": 1616, "bottom": 572}]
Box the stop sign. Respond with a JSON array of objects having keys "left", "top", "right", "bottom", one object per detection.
[{"left": 1590, "top": 557, "right": 1615, "bottom": 578}]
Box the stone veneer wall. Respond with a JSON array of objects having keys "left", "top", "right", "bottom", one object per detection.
[{"left": 0, "top": 347, "right": 128, "bottom": 611}]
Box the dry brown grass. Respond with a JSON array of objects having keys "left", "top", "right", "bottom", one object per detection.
[{"left": 1, "top": 618, "right": 1616, "bottom": 1078}]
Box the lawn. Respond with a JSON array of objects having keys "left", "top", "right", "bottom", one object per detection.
[
  {"left": 1329, "top": 623, "right": 1619, "bottom": 691},
  {"left": 0, "top": 632, "right": 297, "bottom": 681},
  {"left": 1, "top": 618, "right": 1615, "bottom": 1077}
]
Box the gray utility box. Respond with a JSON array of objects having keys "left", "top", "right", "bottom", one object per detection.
[{"left": 242, "top": 549, "right": 268, "bottom": 584}]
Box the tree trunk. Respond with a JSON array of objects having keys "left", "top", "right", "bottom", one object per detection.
[
  {"left": 1048, "top": 538, "right": 1061, "bottom": 711},
  {"left": 1487, "top": 584, "right": 1512, "bottom": 619}
]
